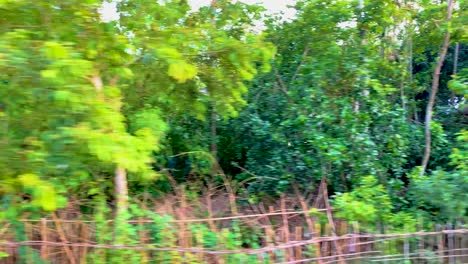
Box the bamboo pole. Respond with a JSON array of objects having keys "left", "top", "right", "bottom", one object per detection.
[
  {"left": 455, "top": 222, "right": 461, "bottom": 264},
  {"left": 25, "top": 221, "right": 33, "bottom": 264},
  {"left": 80, "top": 221, "right": 88, "bottom": 264},
  {"left": 19, "top": 209, "right": 325, "bottom": 224},
  {"left": 259, "top": 203, "right": 272, "bottom": 226},
  {"left": 40, "top": 218, "right": 48, "bottom": 260},
  {"left": 265, "top": 225, "right": 276, "bottom": 262},
  {"left": 463, "top": 224, "right": 468, "bottom": 264},
  {"left": 4, "top": 230, "right": 468, "bottom": 255},
  {"left": 322, "top": 180, "right": 346, "bottom": 264},
  {"left": 268, "top": 205, "right": 278, "bottom": 261},
  {"left": 138, "top": 217, "right": 148, "bottom": 263},
  {"left": 349, "top": 222, "right": 359, "bottom": 256},
  {"left": 196, "top": 229, "right": 204, "bottom": 263},
  {"left": 295, "top": 227, "right": 303, "bottom": 260},
  {"left": 403, "top": 227, "right": 409, "bottom": 263},
  {"left": 437, "top": 224, "right": 445, "bottom": 262},
  {"left": 205, "top": 184, "right": 224, "bottom": 264},
  {"left": 448, "top": 223, "right": 455, "bottom": 264},
  {"left": 176, "top": 187, "right": 191, "bottom": 262},
  {"left": 51, "top": 213, "right": 76, "bottom": 264},
  {"left": 280, "top": 194, "right": 292, "bottom": 261},
  {"left": 206, "top": 184, "right": 217, "bottom": 233},
  {"left": 292, "top": 183, "right": 323, "bottom": 263}
]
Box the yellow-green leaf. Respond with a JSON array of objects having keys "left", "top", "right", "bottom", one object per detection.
[
  {"left": 35, "top": 185, "right": 57, "bottom": 211},
  {"left": 41, "top": 69, "right": 58, "bottom": 79},
  {"left": 168, "top": 61, "right": 197, "bottom": 83},
  {"left": 18, "top": 173, "right": 41, "bottom": 187},
  {"left": 0, "top": 251, "right": 9, "bottom": 258},
  {"left": 156, "top": 47, "right": 183, "bottom": 60},
  {"left": 44, "top": 41, "right": 68, "bottom": 59}
]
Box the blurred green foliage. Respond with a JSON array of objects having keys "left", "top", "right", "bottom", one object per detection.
[{"left": 0, "top": 1, "right": 467, "bottom": 261}]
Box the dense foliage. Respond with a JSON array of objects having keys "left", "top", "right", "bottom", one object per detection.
[{"left": 0, "top": 0, "right": 467, "bottom": 261}]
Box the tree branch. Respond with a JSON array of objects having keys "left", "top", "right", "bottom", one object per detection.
[
  {"left": 420, "top": 0, "right": 455, "bottom": 176},
  {"left": 290, "top": 46, "right": 310, "bottom": 85}
]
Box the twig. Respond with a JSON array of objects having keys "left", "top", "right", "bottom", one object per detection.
[{"left": 274, "top": 67, "right": 289, "bottom": 95}]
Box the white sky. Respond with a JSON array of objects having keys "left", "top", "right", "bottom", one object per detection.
[
  {"left": 189, "top": 0, "right": 296, "bottom": 18},
  {"left": 100, "top": 0, "right": 297, "bottom": 23}
]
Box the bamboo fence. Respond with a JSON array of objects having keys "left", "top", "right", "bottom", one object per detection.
[
  {"left": 1, "top": 203, "right": 467, "bottom": 263},
  {"left": 1, "top": 182, "right": 467, "bottom": 263}
]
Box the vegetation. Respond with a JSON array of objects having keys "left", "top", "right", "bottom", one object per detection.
[{"left": 0, "top": 0, "right": 467, "bottom": 262}]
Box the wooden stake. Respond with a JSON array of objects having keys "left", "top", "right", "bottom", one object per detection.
[
  {"left": 280, "top": 194, "right": 292, "bottom": 261},
  {"left": 51, "top": 213, "right": 76, "bottom": 264},
  {"left": 196, "top": 229, "right": 204, "bottom": 262},
  {"left": 404, "top": 236, "right": 409, "bottom": 264},
  {"left": 176, "top": 187, "right": 190, "bottom": 261},
  {"left": 205, "top": 184, "right": 223, "bottom": 264},
  {"left": 259, "top": 203, "right": 272, "bottom": 226},
  {"left": 295, "top": 226, "right": 303, "bottom": 260},
  {"left": 25, "top": 221, "right": 33, "bottom": 264},
  {"left": 265, "top": 225, "right": 275, "bottom": 262},
  {"left": 322, "top": 180, "right": 346, "bottom": 264},
  {"left": 206, "top": 184, "right": 217, "bottom": 233},
  {"left": 138, "top": 217, "right": 148, "bottom": 263},
  {"left": 292, "top": 183, "right": 323, "bottom": 263},
  {"left": 437, "top": 224, "right": 444, "bottom": 262},
  {"left": 448, "top": 223, "right": 455, "bottom": 264},
  {"left": 80, "top": 222, "right": 88, "bottom": 264},
  {"left": 268, "top": 206, "right": 275, "bottom": 216},
  {"left": 40, "top": 218, "right": 48, "bottom": 260}
]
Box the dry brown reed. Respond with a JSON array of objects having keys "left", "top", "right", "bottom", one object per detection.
[{"left": 1, "top": 188, "right": 468, "bottom": 264}]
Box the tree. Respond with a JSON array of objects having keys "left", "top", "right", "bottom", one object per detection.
[
  {"left": 0, "top": 0, "right": 274, "bottom": 231},
  {"left": 421, "top": 0, "right": 456, "bottom": 176},
  {"left": 216, "top": 0, "right": 417, "bottom": 195}
]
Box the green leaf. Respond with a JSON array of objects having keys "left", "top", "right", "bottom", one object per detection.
[
  {"left": 156, "top": 47, "right": 183, "bottom": 60},
  {"left": 168, "top": 61, "right": 197, "bottom": 83},
  {"left": 0, "top": 251, "right": 9, "bottom": 258},
  {"left": 18, "top": 173, "right": 41, "bottom": 187},
  {"left": 34, "top": 185, "right": 57, "bottom": 211},
  {"left": 54, "top": 90, "right": 71, "bottom": 101},
  {"left": 44, "top": 41, "right": 68, "bottom": 59},
  {"left": 88, "top": 188, "right": 100, "bottom": 195},
  {"left": 41, "top": 69, "right": 58, "bottom": 79}
]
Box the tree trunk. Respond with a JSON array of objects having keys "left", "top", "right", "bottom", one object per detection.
[
  {"left": 89, "top": 74, "right": 129, "bottom": 241},
  {"left": 354, "top": 0, "right": 368, "bottom": 114},
  {"left": 114, "top": 167, "right": 128, "bottom": 220},
  {"left": 420, "top": 0, "right": 454, "bottom": 176},
  {"left": 209, "top": 0, "right": 219, "bottom": 160},
  {"left": 453, "top": 43, "right": 459, "bottom": 75},
  {"left": 210, "top": 102, "right": 218, "bottom": 160},
  {"left": 402, "top": 26, "right": 413, "bottom": 111},
  {"left": 451, "top": 42, "right": 459, "bottom": 104}
]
